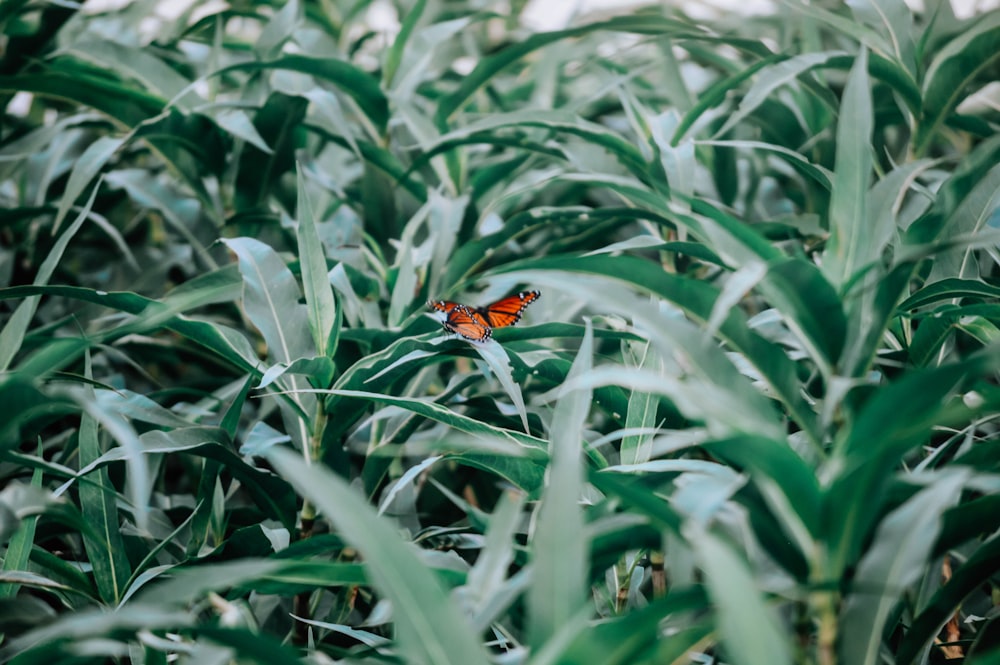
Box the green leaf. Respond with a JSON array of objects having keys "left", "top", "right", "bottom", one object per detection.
[
  {"left": 589, "top": 470, "right": 683, "bottom": 535},
  {"left": 542, "top": 588, "right": 711, "bottom": 665},
  {"left": 136, "top": 558, "right": 366, "bottom": 605},
  {"left": 494, "top": 264, "right": 786, "bottom": 440},
  {"left": 325, "top": 389, "right": 547, "bottom": 457},
  {"left": 222, "top": 237, "right": 313, "bottom": 363},
  {"left": 714, "top": 51, "right": 846, "bottom": 138},
  {"left": 493, "top": 253, "right": 818, "bottom": 445},
  {"left": 702, "top": 435, "right": 821, "bottom": 541},
  {"left": 896, "top": 531, "right": 1000, "bottom": 664},
  {"left": 824, "top": 355, "right": 990, "bottom": 574},
  {"left": 621, "top": 343, "right": 659, "bottom": 466},
  {"left": 461, "top": 490, "right": 526, "bottom": 631},
  {"left": 105, "top": 169, "right": 219, "bottom": 269},
  {"left": 0, "top": 180, "right": 99, "bottom": 372},
  {"left": 233, "top": 92, "right": 308, "bottom": 211},
  {"left": 689, "top": 526, "right": 792, "bottom": 665},
  {"left": 77, "top": 354, "right": 132, "bottom": 606},
  {"left": 0, "top": 447, "right": 44, "bottom": 599},
  {"left": 761, "top": 257, "right": 847, "bottom": 370},
  {"left": 76, "top": 427, "right": 297, "bottom": 530},
  {"left": 254, "top": 0, "right": 302, "bottom": 59},
  {"left": 847, "top": 0, "right": 917, "bottom": 73},
  {"left": 839, "top": 469, "right": 968, "bottom": 665},
  {"left": 823, "top": 48, "right": 874, "bottom": 290},
  {"left": 528, "top": 321, "right": 592, "bottom": 650},
  {"left": 899, "top": 278, "right": 1000, "bottom": 311},
  {"left": 217, "top": 55, "right": 389, "bottom": 134},
  {"left": 0, "top": 605, "right": 193, "bottom": 661},
  {"left": 264, "top": 446, "right": 492, "bottom": 665},
  {"left": 51, "top": 137, "right": 122, "bottom": 235},
  {"left": 434, "top": 14, "right": 700, "bottom": 127},
  {"left": 295, "top": 165, "right": 339, "bottom": 358},
  {"left": 696, "top": 139, "right": 833, "bottom": 191},
  {"left": 383, "top": 0, "right": 427, "bottom": 86},
  {"left": 916, "top": 11, "right": 1000, "bottom": 156},
  {"left": 61, "top": 40, "right": 203, "bottom": 109}
]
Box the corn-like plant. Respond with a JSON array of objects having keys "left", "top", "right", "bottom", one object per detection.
[{"left": 2, "top": 1, "right": 999, "bottom": 663}]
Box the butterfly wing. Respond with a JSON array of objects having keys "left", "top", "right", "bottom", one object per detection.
[
  {"left": 443, "top": 305, "right": 492, "bottom": 342},
  {"left": 478, "top": 290, "right": 541, "bottom": 328},
  {"left": 428, "top": 299, "right": 462, "bottom": 315}
]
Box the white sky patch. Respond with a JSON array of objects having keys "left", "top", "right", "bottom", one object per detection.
[{"left": 522, "top": 0, "right": 989, "bottom": 29}]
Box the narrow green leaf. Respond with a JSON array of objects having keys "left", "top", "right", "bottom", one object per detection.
[
  {"left": 491, "top": 254, "right": 818, "bottom": 445},
  {"left": 899, "top": 278, "right": 1000, "bottom": 311},
  {"left": 906, "top": 135, "right": 1000, "bottom": 245},
  {"left": 222, "top": 237, "right": 313, "bottom": 363},
  {"left": 136, "top": 559, "right": 366, "bottom": 605},
  {"left": 702, "top": 436, "right": 821, "bottom": 541},
  {"left": 0, "top": 70, "right": 163, "bottom": 127},
  {"left": 52, "top": 137, "right": 122, "bottom": 235},
  {"left": 383, "top": 0, "right": 426, "bottom": 86},
  {"left": 462, "top": 490, "right": 526, "bottom": 631},
  {"left": 295, "top": 165, "right": 338, "bottom": 358},
  {"left": 0, "top": 378, "right": 76, "bottom": 454},
  {"left": 824, "top": 355, "right": 990, "bottom": 573},
  {"left": 847, "top": 0, "right": 917, "bottom": 73},
  {"left": 106, "top": 169, "right": 218, "bottom": 270},
  {"left": 254, "top": 0, "right": 302, "bottom": 59},
  {"left": 325, "top": 389, "right": 547, "bottom": 455},
  {"left": 423, "top": 110, "right": 648, "bottom": 180},
  {"left": 589, "top": 470, "right": 683, "bottom": 535},
  {"left": 265, "top": 446, "right": 492, "bottom": 665},
  {"left": 216, "top": 56, "right": 389, "bottom": 133},
  {"left": 896, "top": 531, "right": 1000, "bottom": 664},
  {"left": 0, "top": 605, "right": 192, "bottom": 660},
  {"left": 621, "top": 342, "right": 659, "bottom": 466},
  {"left": 528, "top": 321, "right": 593, "bottom": 650},
  {"left": 189, "top": 625, "right": 311, "bottom": 665},
  {"left": 72, "top": 387, "right": 151, "bottom": 534},
  {"left": 715, "top": 51, "right": 845, "bottom": 138},
  {"left": 435, "top": 14, "right": 700, "bottom": 126},
  {"left": 74, "top": 426, "right": 296, "bottom": 530},
  {"left": 232, "top": 92, "right": 307, "bottom": 210},
  {"left": 496, "top": 267, "right": 786, "bottom": 440},
  {"left": 62, "top": 39, "right": 202, "bottom": 108},
  {"left": 689, "top": 527, "right": 792, "bottom": 665},
  {"left": 0, "top": 446, "right": 43, "bottom": 599},
  {"left": 916, "top": 12, "right": 1000, "bottom": 156},
  {"left": 543, "top": 588, "right": 711, "bottom": 665},
  {"left": 696, "top": 139, "right": 833, "bottom": 191},
  {"left": 78, "top": 354, "right": 132, "bottom": 605},
  {"left": 761, "top": 257, "right": 847, "bottom": 370},
  {"left": 839, "top": 469, "right": 968, "bottom": 665},
  {"left": 823, "top": 48, "right": 874, "bottom": 290},
  {"left": 0, "top": 180, "right": 99, "bottom": 372},
  {"left": 926, "top": 161, "right": 1000, "bottom": 283},
  {"left": 471, "top": 339, "right": 531, "bottom": 433}
]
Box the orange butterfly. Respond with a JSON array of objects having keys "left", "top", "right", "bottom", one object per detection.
[{"left": 429, "top": 290, "right": 541, "bottom": 341}]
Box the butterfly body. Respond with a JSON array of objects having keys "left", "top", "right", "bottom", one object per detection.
[{"left": 429, "top": 290, "right": 540, "bottom": 342}]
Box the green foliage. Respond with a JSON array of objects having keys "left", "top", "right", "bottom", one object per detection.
[{"left": 2, "top": 0, "right": 999, "bottom": 663}]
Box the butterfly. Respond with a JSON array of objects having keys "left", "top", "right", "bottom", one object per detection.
[{"left": 428, "top": 290, "right": 541, "bottom": 342}]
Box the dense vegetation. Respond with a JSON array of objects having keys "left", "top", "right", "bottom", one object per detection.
[{"left": 2, "top": 0, "right": 999, "bottom": 663}]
